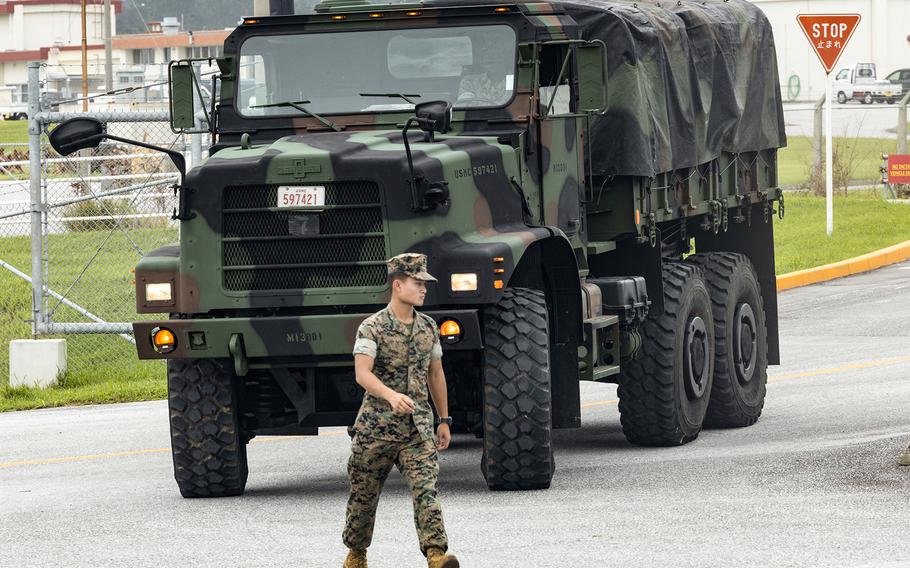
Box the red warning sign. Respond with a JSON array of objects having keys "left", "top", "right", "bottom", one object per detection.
[
  {"left": 797, "top": 14, "right": 862, "bottom": 74},
  {"left": 887, "top": 155, "right": 910, "bottom": 185}
]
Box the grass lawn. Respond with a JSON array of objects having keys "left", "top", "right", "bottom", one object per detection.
[
  {"left": 778, "top": 136, "right": 896, "bottom": 188},
  {"left": 0, "top": 119, "right": 28, "bottom": 144},
  {"left": 773, "top": 189, "right": 910, "bottom": 274},
  {"left": 2, "top": 191, "right": 910, "bottom": 411},
  {"left": 0, "top": 227, "right": 175, "bottom": 411}
]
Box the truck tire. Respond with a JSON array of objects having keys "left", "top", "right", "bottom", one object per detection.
[
  {"left": 167, "top": 358, "right": 249, "bottom": 498},
  {"left": 863, "top": 92, "right": 873, "bottom": 104},
  {"left": 481, "top": 287, "right": 554, "bottom": 490},
  {"left": 617, "top": 263, "right": 714, "bottom": 446},
  {"left": 686, "top": 252, "right": 768, "bottom": 427},
  {"left": 837, "top": 92, "right": 847, "bottom": 104}
]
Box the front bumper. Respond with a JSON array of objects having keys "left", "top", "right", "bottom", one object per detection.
[{"left": 133, "top": 309, "right": 482, "bottom": 360}]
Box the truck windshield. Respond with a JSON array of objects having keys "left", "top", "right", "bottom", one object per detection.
[{"left": 237, "top": 24, "right": 516, "bottom": 116}]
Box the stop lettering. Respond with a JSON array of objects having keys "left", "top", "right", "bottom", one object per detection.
[{"left": 811, "top": 23, "right": 848, "bottom": 39}]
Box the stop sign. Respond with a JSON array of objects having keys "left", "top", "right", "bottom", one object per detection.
[{"left": 797, "top": 14, "right": 862, "bottom": 74}]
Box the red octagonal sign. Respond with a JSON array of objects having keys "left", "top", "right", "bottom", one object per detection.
[{"left": 797, "top": 14, "right": 862, "bottom": 74}]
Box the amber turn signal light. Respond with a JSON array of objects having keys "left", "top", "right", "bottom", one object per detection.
[
  {"left": 151, "top": 326, "right": 177, "bottom": 354},
  {"left": 439, "top": 319, "right": 463, "bottom": 344},
  {"left": 440, "top": 320, "right": 461, "bottom": 337}
]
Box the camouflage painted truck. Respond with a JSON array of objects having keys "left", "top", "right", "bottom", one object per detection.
[{"left": 50, "top": 0, "right": 786, "bottom": 496}]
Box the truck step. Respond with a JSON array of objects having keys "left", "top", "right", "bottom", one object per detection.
[
  {"left": 586, "top": 241, "right": 616, "bottom": 255},
  {"left": 591, "top": 364, "right": 621, "bottom": 381},
  {"left": 580, "top": 315, "right": 621, "bottom": 382},
  {"left": 584, "top": 314, "right": 619, "bottom": 330}
]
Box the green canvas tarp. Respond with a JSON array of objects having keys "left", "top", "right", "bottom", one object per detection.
[{"left": 560, "top": 0, "right": 786, "bottom": 177}]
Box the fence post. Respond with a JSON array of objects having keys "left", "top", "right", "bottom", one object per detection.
[
  {"left": 898, "top": 89, "right": 910, "bottom": 155},
  {"left": 812, "top": 94, "right": 825, "bottom": 180},
  {"left": 27, "top": 61, "right": 44, "bottom": 337}
]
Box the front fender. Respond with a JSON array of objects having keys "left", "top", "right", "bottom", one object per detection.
[{"left": 135, "top": 244, "right": 201, "bottom": 313}]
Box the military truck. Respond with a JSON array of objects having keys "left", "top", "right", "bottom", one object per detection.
[{"left": 49, "top": 0, "right": 786, "bottom": 497}]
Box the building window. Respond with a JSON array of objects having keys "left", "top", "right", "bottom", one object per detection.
[
  {"left": 132, "top": 49, "right": 156, "bottom": 65},
  {"left": 189, "top": 45, "right": 223, "bottom": 59},
  {"left": 14, "top": 84, "right": 28, "bottom": 104}
]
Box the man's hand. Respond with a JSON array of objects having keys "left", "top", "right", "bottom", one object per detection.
[
  {"left": 436, "top": 423, "right": 451, "bottom": 450},
  {"left": 386, "top": 392, "right": 416, "bottom": 414}
]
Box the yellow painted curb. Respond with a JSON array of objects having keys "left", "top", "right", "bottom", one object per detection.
[{"left": 777, "top": 239, "right": 910, "bottom": 291}]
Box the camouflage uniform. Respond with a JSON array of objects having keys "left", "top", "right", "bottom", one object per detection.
[
  {"left": 343, "top": 253, "right": 449, "bottom": 556},
  {"left": 457, "top": 73, "right": 509, "bottom": 106}
]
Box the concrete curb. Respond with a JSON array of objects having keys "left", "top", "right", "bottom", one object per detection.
[{"left": 777, "top": 239, "right": 910, "bottom": 291}]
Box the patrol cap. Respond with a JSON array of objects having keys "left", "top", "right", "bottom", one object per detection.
[{"left": 387, "top": 253, "right": 437, "bottom": 282}]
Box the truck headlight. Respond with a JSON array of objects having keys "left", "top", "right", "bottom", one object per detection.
[
  {"left": 146, "top": 282, "right": 173, "bottom": 302},
  {"left": 450, "top": 273, "right": 478, "bottom": 292}
]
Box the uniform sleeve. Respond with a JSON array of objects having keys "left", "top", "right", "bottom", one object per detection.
[
  {"left": 352, "top": 320, "right": 378, "bottom": 358},
  {"left": 430, "top": 320, "right": 443, "bottom": 361}
]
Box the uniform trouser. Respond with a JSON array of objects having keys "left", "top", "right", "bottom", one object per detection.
[{"left": 343, "top": 426, "right": 448, "bottom": 555}]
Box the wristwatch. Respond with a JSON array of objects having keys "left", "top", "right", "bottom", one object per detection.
[{"left": 437, "top": 416, "right": 453, "bottom": 426}]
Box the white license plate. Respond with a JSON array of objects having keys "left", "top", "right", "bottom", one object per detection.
[{"left": 276, "top": 185, "right": 325, "bottom": 208}]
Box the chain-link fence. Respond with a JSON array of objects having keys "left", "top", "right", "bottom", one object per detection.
[
  {"left": 0, "top": 138, "right": 36, "bottom": 385},
  {"left": 0, "top": 62, "right": 210, "bottom": 385}
]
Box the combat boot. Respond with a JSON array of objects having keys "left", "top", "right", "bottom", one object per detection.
[
  {"left": 899, "top": 445, "right": 910, "bottom": 467},
  {"left": 343, "top": 549, "right": 367, "bottom": 568},
  {"left": 426, "top": 547, "right": 459, "bottom": 568}
]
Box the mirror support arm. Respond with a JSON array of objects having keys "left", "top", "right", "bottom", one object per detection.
[
  {"left": 402, "top": 116, "right": 448, "bottom": 212},
  {"left": 101, "top": 133, "right": 192, "bottom": 221},
  {"left": 102, "top": 134, "right": 186, "bottom": 181}
]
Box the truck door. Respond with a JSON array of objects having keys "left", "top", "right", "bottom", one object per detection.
[{"left": 534, "top": 42, "right": 586, "bottom": 251}]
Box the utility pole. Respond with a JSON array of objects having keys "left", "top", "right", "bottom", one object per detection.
[
  {"left": 81, "top": 0, "right": 88, "bottom": 111},
  {"left": 104, "top": 0, "right": 112, "bottom": 92},
  {"left": 253, "top": 0, "right": 268, "bottom": 16},
  {"left": 253, "top": 0, "right": 294, "bottom": 16}
]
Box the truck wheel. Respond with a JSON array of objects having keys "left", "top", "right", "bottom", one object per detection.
[
  {"left": 167, "top": 358, "right": 249, "bottom": 498},
  {"left": 687, "top": 253, "right": 768, "bottom": 427},
  {"left": 617, "top": 263, "right": 714, "bottom": 446},
  {"left": 863, "top": 92, "right": 873, "bottom": 104},
  {"left": 481, "top": 287, "right": 554, "bottom": 490},
  {"left": 837, "top": 92, "right": 847, "bottom": 104}
]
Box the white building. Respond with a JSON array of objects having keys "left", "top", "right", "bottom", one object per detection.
[
  {"left": 0, "top": 1, "right": 228, "bottom": 108},
  {"left": 753, "top": 0, "right": 910, "bottom": 101},
  {"left": 0, "top": 0, "right": 119, "bottom": 104}
]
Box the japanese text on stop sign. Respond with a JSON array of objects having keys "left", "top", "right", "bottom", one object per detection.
[{"left": 811, "top": 23, "right": 848, "bottom": 49}]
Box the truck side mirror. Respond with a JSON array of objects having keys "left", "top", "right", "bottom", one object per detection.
[
  {"left": 169, "top": 62, "right": 196, "bottom": 131},
  {"left": 415, "top": 100, "right": 453, "bottom": 134},
  {"left": 577, "top": 41, "right": 607, "bottom": 114},
  {"left": 48, "top": 117, "right": 105, "bottom": 155}
]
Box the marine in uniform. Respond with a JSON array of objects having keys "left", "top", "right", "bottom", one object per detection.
[{"left": 342, "top": 253, "right": 460, "bottom": 568}]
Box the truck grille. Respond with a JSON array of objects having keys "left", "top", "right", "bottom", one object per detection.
[{"left": 221, "top": 182, "right": 387, "bottom": 292}]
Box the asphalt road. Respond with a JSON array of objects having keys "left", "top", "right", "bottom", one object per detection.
[
  {"left": 783, "top": 101, "right": 904, "bottom": 140},
  {"left": 2, "top": 262, "right": 910, "bottom": 568}
]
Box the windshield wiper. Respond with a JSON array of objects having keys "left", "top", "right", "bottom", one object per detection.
[
  {"left": 250, "top": 99, "right": 343, "bottom": 132},
  {"left": 359, "top": 93, "right": 421, "bottom": 105}
]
